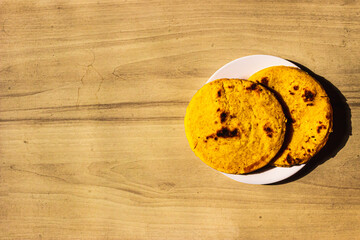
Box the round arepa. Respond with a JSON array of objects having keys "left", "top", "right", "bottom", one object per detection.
[
  {"left": 248, "top": 66, "right": 333, "bottom": 167},
  {"left": 184, "top": 78, "right": 287, "bottom": 174}
]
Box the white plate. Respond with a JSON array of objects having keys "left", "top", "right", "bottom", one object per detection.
[{"left": 207, "top": 55, "right": 305, "bottom": 184}]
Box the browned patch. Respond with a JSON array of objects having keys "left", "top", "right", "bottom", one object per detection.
[
  {"left": 263, "top": 124, "right": 273, "bottom": 138},
  {"left": 302, "top": 89, "right": 316, "bottom": 102},
  {"left": 326, "top": 113, "right": 331, "bottom": 119},
  {"left": 217, "top": 108, "right": 221, "bottom": 112},
  {"left": 205, "top": 127, "right": 240, "bottom": 141},
  {"left": 217, "top": 90, "right": 221, "bottom": 97},
  {"left": 246, "top": 83, "right": 257, "bottom": 91},
  {"left": 293, "top": 86, "right": 299, "bottom": 90},
  {"left": 220, "top": 112, "right": 227, "bottom": 123},
  {"left": 289, "top": 91, "right": 295, "bottom": 95},
  {"left": 307, "top": 103, "right": 314, "bottom": 106},
  {"left": 292, "top": 118, "right": 296, "bottom": 123},
  {"left": 228, "top": 85, "right": 234, "bottom": 89},
  {"left": 307, "top": 149, "right": 311, "bottom": 153},
  {"left": 319, "top": 121, "right": 322, "bottom": 124},
  {"left": 286, "top": 154, "right": 295, "bottom": 165},
  {"left": 214, "top": 121, "right": 218, "bottom": 124},
  {"left": 243, "top": 156, "right": 266, "bottom": 173},
  {"left": 317, "top": 125, "right": 327, "bottom": 133},
  {"left": 216, "top": 127, "right": 239, "bottom": 138},
  {"left": 230, "top": 115, "right": 236, "bottom": 119},
  {"left": 261, "top": 77, "right": 269, "bottom": 85},
  {"left": 243, "top": 162, "right": 261, "bottom": 173}
]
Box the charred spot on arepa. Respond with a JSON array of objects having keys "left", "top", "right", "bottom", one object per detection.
[
  {"left": 246, "top": 83, "right": 258, "bottom": 91},
  {"left": 289, "top": 91, "right": 295, "bottom": 95},
  {"left": 307, "top": 103, "right": 314, "bottom": 106},
  {"left": 317, "top": 125, "right": 327, "bottom": 133},
  {"left": 205, "top": 127, "right": 240, "bottom": 140},
  {"left": 293, "top": 86, "right": 299, "bottom": 90},
  {"left": 302, "top": 89, "right": 316, "bottom": 102},
  {"left": 261, "top": 77, "right": 269, "bottom": 85},
  {"left": 286, "top": 154, "right": 295, "bottom": 165},
  {"left": 263, "top": 123, "right": 274, "bottom": 138},
  {"left": 220, "top": 112, "right": 227, "bottom": 123},
  {"left": 216, "top": 127, "right": 239, "bottom": 138}
]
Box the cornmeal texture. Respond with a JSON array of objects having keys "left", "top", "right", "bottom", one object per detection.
[
  {"left": 184, "top": 79, "right": 287, "bottom": 174},
  {"left": 249, "top": 66, "right": 333, "bottom": 167}
]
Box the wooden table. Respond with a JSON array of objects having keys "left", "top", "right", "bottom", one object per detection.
[{"left": 1, "top": 1, "right": 359, "bottom": 239}]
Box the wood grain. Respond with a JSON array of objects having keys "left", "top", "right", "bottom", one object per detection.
[{"left": 1, "top": 0, "right": 359, "bottom": 239}]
